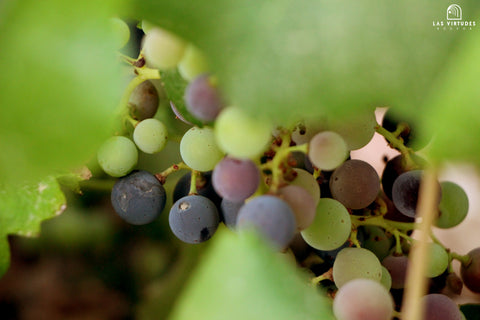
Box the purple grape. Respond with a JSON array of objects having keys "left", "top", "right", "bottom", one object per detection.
[
  {"left": 421, "top": 294, "right": 462, "bottom": 320},
  {"left": 184, "top": 74, "right": 223, "bottom": 122},
  {"left": 169, "top": 195, "right": 220, "bottom": 244},
  {"left": 460, "top": 247, "right": 480, "bottom": 293},
  {"left": 382, "top": 255, "right": 409, "bottom": 289},
  {"left": 220, "top": 199, "right": 243, "bottom": 229},
  {"left": 236, "top": 195, "right": 296, "bottom": 250},
  {"left": 212, "top": 156, "right": 260, "bottom": 202},
  {"left": 111, "top": 170, "right": 166, "bottom": 225}
]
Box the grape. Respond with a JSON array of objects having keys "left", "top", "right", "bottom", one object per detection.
[
  {"left": 184, "top": 74, "right": 223, "bottom": 122},
  {"left": 141, "top": 20, "right": 156, "bottom": 33},
  {"left": 382, "top": 191, "right": 415, "bottom": 223},
  {"left": 307, "top": 131, "right": 349, "bottom": 171},
  {"left": 180, "top": 126, "right": 224, "bottom": 171},
  {"left": 214, "top": 106, "right": 272, "bottom": 159},
  {"left": 436, "top": 181, "right": 469, "bottom": 229},
  {"left": 382, "top": 107, "right": 431, "bottom": 150},
  {"left": 111, "top": 170, "right": 166, "bottom": 225},
  {"left": 169, "top": 195, "right": 220, "bottom": 244},
  {"left": 427, "top": 242, "right": 449, "bottom": 278},
  {"left": 360, "top": 226, "right": 394, "bottom": 262},
  {"left": 236, "top": 195, "right": 296, "bottom": 250},
  {"left": 333, "top": 247, "right": 383, "bottom": 288},
  {"left": 212, "top": 156, "right": 260, "bottom": 202},
  {"left": 333, "top": 278, "right": 394, "bottom": 320},
  {"left": 392, "top": 170, "right": 441, "bottom": 218},
  {"left": 277, "top": 185, "right": 316, "bottom": 231},
  {"left": 142, "top": 27, "right": 187, "bottom": 69},
  {"left": 422, "top": 294, "right": 462, "bottom": 320},
  {"left": 173, "top": 171, "right": 222, "bottom": 208},
  {"left": 128, "top": 80, "right": 159, "bottom": 121},
  {"left": 110, "top": 17, "right": 130, "bottom": 49},
  {"left": 327, "top": 110, "right": 376, "bottom": 150},
  {"left": 460, "top": 247, "right": 480, "bottom": 293},
  {"left": 380, "top": 266, "right": 392, "bottom": 290},
  {"left": 220, "top": 199, "right": 243, "bottom": 229},
  {"left": 290, "top": 168, "right": 320, "bottom": 206},
  {"left": 178, "top": 44, "right": 209, "bottom": 81},
  {"left": 330, "top": 159, "right": 380, "bottom": 209},
  {"left": 97, "top": 136, "right": 138, "bottom": 177},
  {"left": 445, "top": 272, "right": 463, "bottom": 295},
  {"left": 133, "top": 118, "right": 168, "bottom": 154},
  {"left": 381, "top": 254, "right": 408, "bottom": 289},
  {"left": 300, "top": 198, "right": 351, "bottom": 251},
  {"left": 381, "top": 154, "right": 425, "bottom": 200}
]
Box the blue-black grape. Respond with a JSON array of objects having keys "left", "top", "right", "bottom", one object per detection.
[
  {"left": 169, "top": 195, "right": 220, "bottom": 244},
  {"left": 220, "top": 199, "right": 243, "bottom": 229},
  {"left": 236, "top": 195, "right": 296, "bottom": 250},
  {"left": 111, "top": 170, "right": 166, "bottom": 225},
  {"left": 173, "top": 171, "right": 222, "bottom": 209},
  {"left": 381, "top": 154, "right": 425, "bottom": 200}
]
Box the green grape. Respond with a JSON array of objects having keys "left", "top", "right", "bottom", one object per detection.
[
  {"left": 380, "top": 266, "right": 392, "bottom": 290},
  {"left": 180, "top": 127, "right": 224, "bottom": 171},
  {"left": 142, "top": 27, "right": 187, "bottom": 69},
  {"left": 214, "top": 106, "right": 272, "bottom": 159},
  {"left": 300, "top": 198, "right": 351, "bottom": 251},
  {"left": 308, "top": 131, "right": 349, "bottom": 170},
  {"left": 333, "top": 247, "right": 383, "bottom": 288},
  {"left": 361, "top": 226, "right": 394, "bottom": 261},
  {"left": 327, "top": 110, "right": 376, "bottom": 150},
  {"left": 427, "top": 242, "right": 449, "bottom": 278},
  {"left": 110, "top": 17, "right": 130, "bottom": 49},
  {"left": 133, "top": 118, "right": 168, "bottom": 154},
  {"left": 436, "top": 181, "right": 469, "bottom": 229},
  {"left": 97, "top": 136, "right": 138, "bottom": 177},
  {"left": 141, "top": 20, "right": 156, "bottom": 33},
  {"left": 178, "top": 44, "right": 209, "bottom": 81},
  {"left": 290, "top": 168, "right": 321, "bottom": 206}
]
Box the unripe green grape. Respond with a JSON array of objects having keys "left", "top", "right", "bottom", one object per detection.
[
  {"left": 427, "top": 242, "right": 449, "bottom": 278},
  {"left": 380, "top": 266, "right": 392, "bottom": 290},
  {"left": 180, "top": 127, "right": 224, "bottom": 171},
  {"left": 308, "top": 131, "right": 349, "bottom": 171},
  {"left": 133, "top": 118, "right": 168, "bottom": 154},
  {"left": 214, "top": 106, "right": 272, "bottom": 159},
  {"left": 110, "top": 17, "right": 130, "bottom": 49},
  {"left": 178, "top": 44, "right": 209, "bottom": 81},
  {"left": 436, "top": 181, "right": 469, "bottom": 228},
  {"left": 142, "top": 27, "right": 187, "bottom": 69},
  {"left": 97, "top": 136, "right": 137, "bottom": 177},
  {"left": 300, "top": 198, "right": 351, "bottom": 250},
  {"left": 333, "top": 247, "right": 383, "bottom": 288}
]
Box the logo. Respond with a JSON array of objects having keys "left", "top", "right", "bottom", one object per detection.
[
  {"left": 433, "top": 4, "right": 476, "bottom": 30},
  {"left": 447, "top": 4, "right": 462, "bottom": 21}
]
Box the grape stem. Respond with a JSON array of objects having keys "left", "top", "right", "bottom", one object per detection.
[
  {"left": 155, "top": 162, "right": 190, "bottom": 184},
  {"left": 188, "top": 170, "right": 200, "bottom": 195},
  {"left": 375, "top": 121, "right": 416, "bottom": 168},
  {"left": 311, "top": 268, "right": 333, "bottom": 285}
]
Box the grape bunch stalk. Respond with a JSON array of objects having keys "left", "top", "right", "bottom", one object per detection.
[{"left": 94, "top": 18, "right": 479, "bottom": 320}]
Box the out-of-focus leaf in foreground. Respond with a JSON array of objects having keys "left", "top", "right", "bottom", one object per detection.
[
  {"left": 168, "top": 228, "right": 334, "bottom": 320},
  {"left": 0, "top": 0, "right": 127, "bottom": 185}
]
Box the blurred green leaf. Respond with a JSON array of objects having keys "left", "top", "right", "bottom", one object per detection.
[
  {"left": 133, "top": 0, "right": 478, "bottom": 126},
  {"left": 421, "top": 30, "right": 480, "bottom": 164},
  {"left": 0, "top": 0, "right": 127, "bottom": 185},
  {"left": 0, "top": 176, "right": 66, "bottom": 276},
  {"left": 168, "top": 228, "right": 334, "bottom": 320}
]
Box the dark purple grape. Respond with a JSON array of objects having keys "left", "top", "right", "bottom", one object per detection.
[
  {"left": 111, "top": 170, "right": 166, "bottom": 225},
  {"left": 381, "top": 154, "right": 425, "bottom": 200},
  {"left": 212, "top": 156, "right": 260, "bottom": 202},
  {"left": 330, "top": 159, "right": 380, "bottom": 209},
  {"left": 392, "top": 170, "right": 441, "bottom": 218},
  {"left": 184, "top": 74, "right": 223, "bottom": 122},
  {"left": 382, "top": 255, "right": 409, "bottom": 289},
  {"left": 129, "top": 80, "right": 159, "bottom": 120},
  {"left": 173, "top": 171, "right": 222, "bottom": 209},
  {"left": 236, "top": 195, "right": 296, "bottom": 250},
  {"left": 220, "top": 199, "right": 243, "bottom": 229},
  {"left": 169, "top": 195, "right": 220, "bottom": 244},
  {"left": 461, "top": 247, "right": 480, "bottom": 293},
  {"left": 421, "top": 294, "right": 462, "bottom": 320}
]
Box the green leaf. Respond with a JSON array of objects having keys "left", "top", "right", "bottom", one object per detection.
[
  {"left": 168, "top": 228, "right": 335, "bottom": 320},
  {"left": 0, "top": 0, "right": 127, "bottom": 185},
  {"left": 420, "top": 30, "right": 480, "bottom": 164},
  {"left": 460, "top": 304, "right": 480, "bottom": 320},
  {"left": 0, "top": 176, "right": 66, "bottom": 276},
  {"left": 133, "top": 0, "right": 478, "bottom": 125}
]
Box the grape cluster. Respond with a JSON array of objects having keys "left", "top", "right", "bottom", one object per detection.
[{"left": 100, "top": 19, "right": 479, "bottom": 320}]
